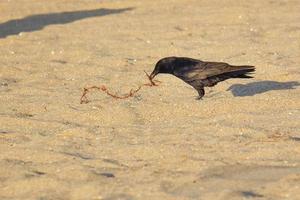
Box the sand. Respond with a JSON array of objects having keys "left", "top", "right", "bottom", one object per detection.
[{"left": 1, "top": 0, "right": 300, "bottom": 199}]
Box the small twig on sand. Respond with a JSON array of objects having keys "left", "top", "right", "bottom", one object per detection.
[{"left": 143, "top": 70, "right": 161, "bottom": 86}]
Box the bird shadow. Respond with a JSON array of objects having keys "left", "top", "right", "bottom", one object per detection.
[
  {"left": 227, "top": 81, "right": 300, "bottom": 97},
  {"left": 0, "top": 7, "right": 133, "bottom": 39}
]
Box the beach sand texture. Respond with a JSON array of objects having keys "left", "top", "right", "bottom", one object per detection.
[{"left": 1, "top": 0, "right": 300, "bottom": 199}]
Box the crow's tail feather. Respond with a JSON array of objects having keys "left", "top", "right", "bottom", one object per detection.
[{"left": 226, "top": 65, "right": 255, "bottom": 79}]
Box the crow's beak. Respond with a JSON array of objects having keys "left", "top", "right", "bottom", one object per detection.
[{"left": 150, "top": 70, "right": 158, "bottom": 80}]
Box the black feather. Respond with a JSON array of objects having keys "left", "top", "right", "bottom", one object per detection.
[{"left": 218, "top": 66, "right": 255, "bottom": 79}]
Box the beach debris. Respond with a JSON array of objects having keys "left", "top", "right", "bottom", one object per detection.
[
  {"left": 99, "top": 172, "right": 115, "bottom": 178},
  {"left": 80, "top": 71, "right": 161, "bottom": 104}
]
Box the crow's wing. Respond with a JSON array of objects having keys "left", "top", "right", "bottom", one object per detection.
[
  {"left": 174, "top": 62, "right": 238, "bottom": 79},
  {"left": 173, "top": 61, "right": 254, "bottom": 88}
]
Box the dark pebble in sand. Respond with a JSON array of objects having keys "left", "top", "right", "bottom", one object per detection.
[
  {"left": 103, "top": 194, "right": 134, "bottom": 200},
  {"left": 289, "top": 136, "right": 300, "bottom": 141},
  {"left": 0, "top": 130, "right": 10, "bottom": 134},
  {"left": 100, "top": 172, "right": 115, "bottom": 178},
  {"left": 241, "top": 191, "right": 264, "bottom": 198}
]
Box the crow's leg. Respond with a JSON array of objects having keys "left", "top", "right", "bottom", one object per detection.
[{"left": 196, "top": 88, "right": 205, "bottom": 100}]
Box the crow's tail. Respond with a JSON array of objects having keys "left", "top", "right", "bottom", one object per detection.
[{"left": 226, "top": 65, "right": 255, "bottom": 78}]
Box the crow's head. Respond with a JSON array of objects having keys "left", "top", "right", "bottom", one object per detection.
[{"left": 150, "top": 57, "right": 176, "bottom": 79}]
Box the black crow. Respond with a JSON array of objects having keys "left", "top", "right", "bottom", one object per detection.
[{"left": 150, "top": 57, "right": 255, "bottom": 99}]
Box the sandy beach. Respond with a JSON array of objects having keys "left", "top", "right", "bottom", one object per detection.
[{"left": 1, "top": 0, "right": 300, "bottom": 199}]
